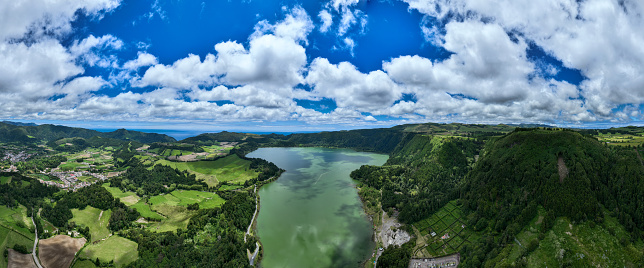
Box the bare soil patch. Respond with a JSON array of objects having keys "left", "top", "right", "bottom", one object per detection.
[
  {"left": 107, "top": 171, "right": 125, "bottom": 178},
  {"left": 7, "top": 249, "right": 36, "bottom": 268},
  {"left": 38, "top": 235, "right": 86, "bottom": 268}
]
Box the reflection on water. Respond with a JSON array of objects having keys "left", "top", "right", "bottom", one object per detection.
[{"left": 247, "top": 148, "right": 388, "bottom": 268}]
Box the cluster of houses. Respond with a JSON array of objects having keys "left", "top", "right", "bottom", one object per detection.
[
  {"left": 38, "top": 171, "right": 108, "bottom": 191},
  {"left": 1, "top": 165, "right": 17, "bottom": 172},
  {"left": 1, "top": 150, "right": 35, "bottom": 163}
]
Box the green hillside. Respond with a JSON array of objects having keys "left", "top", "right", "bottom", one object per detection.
[{"left": 0, "top": 122, "right": 175, "bottom": 144}]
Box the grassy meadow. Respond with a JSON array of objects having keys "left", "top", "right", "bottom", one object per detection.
[
  {"left": 156, "top": 154, "right": 258, "bottom": 187},
  {"left": 70, "top": 206, "right": 111, "bottom": 242},
  {"left": 79, "top": 235, "right": 139, "bottom": 267}
]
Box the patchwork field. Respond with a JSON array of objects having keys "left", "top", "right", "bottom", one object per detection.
[
  {"left": 148, "top": 203, "right": 193, "bottom": 232},
  {"left": 71, "top": 206, "right": 111, "bottom": 242},
  {"left": 143, "top": 190, "right": 224, "bottom": 232},
  {"left": 0, "top": 205, "right": 34, "bottom": 238},
  {"left": 103, "top": 183, "right": 140, "bottom": 206},
  {"left": 130, "top": 200, "right": 164, "bottom": 220},
  {"left": 39, "top": 235, "right": 86, "bottom": 268},
  {"left": 412, "top": 200, "right": 477, "bottom": 257},
  {"left": 156, "top": 154, "right": 258, "bottom": 187},
  {"left": 58, "top": 162, "right": 88, "bottom": 171},
  {"left": 595, "top": 133, "right": 644, "bottom": 147},
  {"left": 0, "top": 226, "right": 34, "bottom": 268},
  {"left": 79, "top": 235, "right": 138, "bottom": 267}
]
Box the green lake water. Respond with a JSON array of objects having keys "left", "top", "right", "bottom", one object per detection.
[{"left": 247, "top": 147, "right": 388, "bottom": 268}]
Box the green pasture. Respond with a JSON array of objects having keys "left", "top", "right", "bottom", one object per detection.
[{"left": 70, "top": 206, "right": 111, "bottom": 242}]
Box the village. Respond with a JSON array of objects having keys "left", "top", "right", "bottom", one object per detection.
[{"left": 37, "top": 170, "right": 109, "bottom": 191}]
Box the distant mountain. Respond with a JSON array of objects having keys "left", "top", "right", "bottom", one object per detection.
[
  {"left": 181, "top": 131, "right": 267, "bottom": 143},
  {"left": 0, "top": 122, "right": 176, "bottom": 143},
  {"left": 1, "top": 121, "right": 38, "bottom": 127}
]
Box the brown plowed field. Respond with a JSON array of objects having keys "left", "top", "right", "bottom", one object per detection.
[
  {"left": 38, "top": 235, "right": 86, "bottom": 268},
  {"left": 7, "top": 249, "right": 37, "bottom": 268}
]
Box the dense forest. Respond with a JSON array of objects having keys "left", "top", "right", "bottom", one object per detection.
[
  {"left": 352, "top": 134, "right": 483, "bottom": 223},
  {"left": 0, "top": 172, "right": 59, "bottom": 216},
  {"left": 347, "top": 127, "right": 644, "bottom": 267}
]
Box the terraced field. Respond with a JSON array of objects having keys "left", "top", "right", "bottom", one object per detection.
[{"left": 412, "top": 200, "right": 476, "bottom": 257}]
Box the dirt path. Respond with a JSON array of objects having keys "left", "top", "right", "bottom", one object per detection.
[
  {"left": 98, "top": 210, "right": 104, "bottom": 221},
  {"left": 249, "top": 242, "right": 260, "bottom": 266}
]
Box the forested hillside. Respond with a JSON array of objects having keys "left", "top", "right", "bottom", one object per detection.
[
  {"left": 0, "top": 122, "right": 175, "bottom": 143},
  {"left": 347, "top": 127, "right": 644, "bottom": 267}
]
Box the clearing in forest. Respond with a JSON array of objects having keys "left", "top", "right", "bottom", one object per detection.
[
  {"left": 70, "top": 206, "right": 111, "bottom": 242},
  {"left": 102, "top": 183, "right": 140, "bottom": 206},
  {"left": 79, "top": 235, "right": 138, "bottom": 267}
]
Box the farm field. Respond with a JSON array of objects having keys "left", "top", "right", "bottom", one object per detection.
[
  {"left": 58, "top": 162, "right": 88, "bottom": 171},
  {"left": 102, "top": 183, "right": 140, "bottom": 206},
  {"left": 7, "top": 249, "right": 36, "bottom": 268},
  {"left": 70, "top": 206, "right": 111, "bottom": 242},
  {"left": 0, "top": 226, "right": 34, "bottom": 268},
  {"left": 412, "top": 200, "right": 476, "bottom": 257},
  {"left": 39, "top": 235, "right": 86, "bottom": 268},
  {"left": 218, "top": 184, "right": 243, "bottom": 191},
  {"left": 0, "top": 176, "right": 10, "bottom": 184},
  {"left": 130, "top": 200, "right": 164, "bottom": 220},
  {"left": 149, "top": 190, "right": 225, "bottom": 209},
  {"left": 79, "top": 235, "right": 138, "bottom": 267},
  {"left": 72, "top": 260, "right": 98, "bottom": 268},
  {"left": 143, "top": 190, "right": 224, "bottom": 232},
  {"left": 156, "top": 154, "right": 258, "bottom": 187},
  {"left": 0, "top": 205, "right": 34, "bottom": 238},
  {"left": 595, "top": 132, "right": 644, "bottom": 147},
  {"left": 148, "top": 203, "right": 193, "bottom": 232}
]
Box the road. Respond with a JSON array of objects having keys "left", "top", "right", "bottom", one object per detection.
[
  {"left": 245, "top": 185, "right": 258, "bottom": 243},
  {"left": 30, "top": 217, "right": 43, "bottom": 268},
  {"left": 249, "top": 242, "right": 260, "bottom": 266}
]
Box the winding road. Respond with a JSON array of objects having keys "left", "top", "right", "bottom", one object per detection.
[{"left": 30, "top": 217, "right": 43, "bottom": 268}]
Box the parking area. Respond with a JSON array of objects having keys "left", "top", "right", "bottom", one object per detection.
[{"left": 409, "top": 253, "right": 459, "bottom": 268}]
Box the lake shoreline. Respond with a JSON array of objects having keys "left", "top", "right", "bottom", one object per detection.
[{"left": 247, "top": 147, "right": 387, "bottom": 267}]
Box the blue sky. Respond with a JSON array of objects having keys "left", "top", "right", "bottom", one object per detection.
[{"left": 2, "top": 0, "right": 644, "bottom": 132}]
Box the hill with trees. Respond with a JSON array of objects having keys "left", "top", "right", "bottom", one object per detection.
[{"left": 0, "top": 122, "right": 175, "bottom": 144}]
